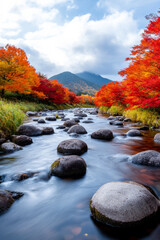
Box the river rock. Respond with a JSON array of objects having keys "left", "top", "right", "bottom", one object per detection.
[
  {"left": 72, "top": 118, "right": 80, "bottom": 123},
  {"left": 124, "top": 118, "right": 132, "bottom": 122},
  {"left": 17, "top": 124, "right": 43, "bottom": 136},
  {"left": 138, "top": 126, "right": 149, "bottom": 130},
  {"left": 45, "top": 116, "right": 56, "bottom": 121},
  {"left": 74, "top": 113, "right": 87, "bottom": 117},
  {"left": 38, "top": 119, "right": 46, "bottom": 124},
  {"left": 154, "top": 133, "right": 160, "bottom": 142},
  {"left": 50, "top": 155, "right": 86, "bottom": 178},
  {"left": 57, "top": 139, "right": 88, "bottom": 155},
  {"left": 109, "top": 121, "right": 123, "bottom": 126},
  {"left": 82, "top": 120, "right": 94, "bottom": 123},
  {"left": 26, "top": 111, "right": 37, "bottom": 117},
  {"left": 68, "top": 125, "right": 87, "bottom": 134},
  {"left": 56, "top": 125, "right": 66, "bottom": 129},
  {"left": 42, "top": 127, "right": 54, "bottom": 135},
  {"left": 63, "top": 120, "right": 78, "bottom": 128},
  {"left": 12, "top": 135, "right": 33, "bottom": 146},
  {"left": 127, "top": 130, "right": 143, "bottom": 137},
  {"left": 0, "top": 190, "right": 15, "bottom": 214},
  {"left": 90, "top": 181, "right": 160, "bottom": 227},
  {"left": 61, "top": 118, "right": 70, "bottom": 121},
  {"left": 108, "top": 116, "right": 116, "bottom": 120},
  {"left": 131, "top": 150, "right": 160, "bottom": 166},
  {"left": 0, "top": 141, "right": 22, "bottom": 153},
  {"left": 33, "top": 118, "right": 38, "bottom": 121},
  {"left": 91, "top": 129, "right": 113, "bottom": 140}
]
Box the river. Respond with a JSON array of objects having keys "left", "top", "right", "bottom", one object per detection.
[{"left": 0, "top": 108, "right": 160, "bottom": 240}]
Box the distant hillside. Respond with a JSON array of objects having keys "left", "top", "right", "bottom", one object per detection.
[
  {"left": 76, "top": 71, "right": 112, "bottom": 87},
  {"left": 50, "top": 71, "right": 98, "bottom": 95}
]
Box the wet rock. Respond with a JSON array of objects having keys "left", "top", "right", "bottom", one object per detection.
[
  {"left": 72, "top": 118, "right": 80, "bottom": 123},
  {"left": 109, "top": 121, "right": 123, "bottom": 126},
  {"left": 33, "top": 118, "right": 38, "bottom": 122},
  {"left": 74, "top": 113, "right": 87, "bottom": 117},
  {"left": 124, "top": 118, "right": 132, "bottom": 122},
  {"left": 131, "top": 150, "right": 160, "bottom": 167},
  {"left": 63, "top": 127, "right": 69, "bottom": 132},
  {"left": 45, "top": 116, "right": 56, "bottom": 121},
  {"left": 61, "top": 118, "right": 70, "bottom": 121},
  {"left": 57, "top": 139, "right": 88, "bottom": 155},
  {"left": 9, "top": 191, "right": 24, "bottom": 200},
  {"left": 116, "top": 116, "right": 124, "bottom": 121},
  {"left": 12, "top": 171, "right": 39, "bottom": 181},
  {"left": 127, "top": 130, "right": 143, "bottom": 137},
  {"left": 0, "top": 190, "right": 15, "bottom": 214},
  {"left": 90, "top": 181, "right": 160, "bottom": 227},
  {"left": 82, "top": 120, "right": 94, "bottom": 123},
  {"left": 38, "top": 119, "right": 46, "bottom": 124},
  {"left": 50, "top": 155, "right": 86, "bottom": 178},
  {"left": 12, "top": 135, "right": 33, "bottom": 146},
  {"left": 108, "top": 116, "right": 116, "bottom": 120},
  {"left": 138, "top": 126, "right": 149, "bottom": 131},
  {"left": 90, "top": 111, "right": 98, "bottom": 115},
  {"left": 0, "top": 141, "right": 22, "bottom": 153},
  {"left": 26, "top": 111, "right": 37, "bottom": 117},
  {"left": 56, "top": 125, "right": 66, "bottom": 129},
  {"left": 91, "top": 129, "right": 113, "bottom": 140},
  {"left": 154, "top": 133, "right": 160, "bottom": 142},
  {"left": 42, "top": 127, "right": 54, "bottom": 135},
  {"left": 63, "top": 120, "right": 78, "bottom": 128},
  {"left": 69, "top": 133, "right": 79, "bottom": 137},
  {"left": 68, "top": 125, "right": 87, "bottom": 134},
  {"left": 17, "top": 124, "right": 43, "bottom": 136},
  {"left": 0, "top": 175, "right": 6, "bottom": 184},
  {"left": 41, "top": 113, "right": 47, "bottom": 116},
  {"left": 88, "top": 118, "right": 93, "bottom": 120}
]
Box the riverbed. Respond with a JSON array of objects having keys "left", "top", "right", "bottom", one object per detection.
[{"left": 0, "top": 108, "right": 160, "bottom": 240}]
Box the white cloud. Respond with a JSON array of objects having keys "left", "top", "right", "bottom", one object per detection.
[{"left": 0, "top": 0, "right": 142, "bottom": 78}]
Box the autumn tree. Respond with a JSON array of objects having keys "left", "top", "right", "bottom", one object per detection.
[
  {"left": 119, "top": 13, "right": 160, "bottom": 108},
  {"left": 95, "top": 81, "right": 125, "bottom": 107},
  {"left": 0, "top": 44, "right": 39, "bottom": 95}
]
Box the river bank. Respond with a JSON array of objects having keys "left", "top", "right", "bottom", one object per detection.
[
  {"left": 0, "top": 99, "right": 94, "bottom": 138},
  {"left": 99, "top": 106, "right": 160, "bottom": 128}
]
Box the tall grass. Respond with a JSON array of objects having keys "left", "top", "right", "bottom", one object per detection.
[
  {"left": 124, "top": 108, "right": 160, "bottom": 126},
  {"left": 0, "top": 100, "right": 26, "bottom": 137}
]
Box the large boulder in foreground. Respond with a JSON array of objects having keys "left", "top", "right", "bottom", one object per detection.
[
  {"left": 50, "top": 155, "right": 86, "bottom": 178},
  {"left": 90, "top": 181, "right": 160, "bottom": 227},
  {"left": 127, "top": 130, "right": 143, "bottom": 137},
  {"left": 17, "top": 124, "right": 43, "bottom": 136},
  {"left": 0, "top": 142, "right": 22, "bottom": 153},
  {"left": 57, "top": 139, "right": 88, "bottom": 155},
  {"left": 68, "top": 125, "right": 87, "bottom": 134},
  {"left": 131, "top": 150, "right": 160, "bottom": 167},
  {"left": 91, "top": 129, "right": 113, "bottom": 140},
  {"left": 0, "top": 190, "right": 14, "bottom": 213},
  {"left": 12, "top": 135, "right": 33, "bottom": 146}
]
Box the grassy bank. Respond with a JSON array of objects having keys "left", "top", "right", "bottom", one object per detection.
[
  {"left": 99, "top": 105, "right": 160, "bottom": 127},
  {"left": 0, "top": 99, "right": 94, "bottom": 138}
]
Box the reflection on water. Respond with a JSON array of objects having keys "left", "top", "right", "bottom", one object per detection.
[{"left": 0, "top": 109, "right": 160, "bottom": 240}]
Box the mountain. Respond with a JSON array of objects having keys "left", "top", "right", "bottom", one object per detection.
[
  {"left": 76, "top": 71, "right": 112, "bottom": 87},
  {"left": 49, "top": 71, "right": 112, "bottom": 95},
  {"left": 50, "top": 71, "right": 99, "bottom": 95}
]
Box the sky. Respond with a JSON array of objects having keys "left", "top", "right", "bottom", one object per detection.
[{"left": 0, "top": 0, "right": 159, "bottom": 80}]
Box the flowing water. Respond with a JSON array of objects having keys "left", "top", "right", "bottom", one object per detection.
[{"left": 0, "top": 108, "right": 160, "bottom": 240}]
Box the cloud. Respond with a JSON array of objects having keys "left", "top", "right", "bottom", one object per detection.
[{"left": 0, "top": 0, "right": 142, "bottom": 79}]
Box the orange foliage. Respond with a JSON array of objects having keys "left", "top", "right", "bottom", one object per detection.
[
  {"left": 0, "top": 44, "right": 39, "bottom": 94},
  {"left": 78, "top": 94, "right": 95, "bottom": 105}
]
